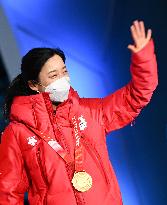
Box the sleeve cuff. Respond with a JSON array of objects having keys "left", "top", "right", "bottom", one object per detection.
[{"left": 131, "top": 39, "right": 155, "bottom": 64}]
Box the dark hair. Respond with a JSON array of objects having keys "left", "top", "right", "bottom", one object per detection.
[{"left": 3, "top": 47, "right": 66, "bottom": 119}]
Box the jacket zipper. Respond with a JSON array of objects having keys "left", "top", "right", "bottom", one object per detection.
[
  {"left": 36, "top": 147, "right": 48, "bottom": 204},
  {"left": 81, "top": 139, "right": 110, "bottom": 188}
]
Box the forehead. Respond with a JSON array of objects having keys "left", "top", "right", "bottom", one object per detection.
[{"left": 42, "top": 54, "right": 65, "bottom": 73}]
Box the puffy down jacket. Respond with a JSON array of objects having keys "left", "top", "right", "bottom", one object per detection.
[{"left": 0, "top": 39, "right": 158, "bottom": 205}]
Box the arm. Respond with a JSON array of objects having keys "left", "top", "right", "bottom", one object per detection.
[
  {"left": 0, "top": 125, "right": 29, "bottom": 205},
  {"left": 101, "top": 21, "right": 158, "bottom": 134}
]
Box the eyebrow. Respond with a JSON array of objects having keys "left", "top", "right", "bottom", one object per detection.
[{"left": 48, "top": 66, "right": 67, "bottom": 74}]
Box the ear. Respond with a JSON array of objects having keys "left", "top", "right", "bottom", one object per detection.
[{"left": 28, "top": 80, "right": 39, "bottom": 92}]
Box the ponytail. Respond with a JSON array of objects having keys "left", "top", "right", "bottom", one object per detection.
[{"left": 3, "top": 74, "right": 37, "bottom": 120}]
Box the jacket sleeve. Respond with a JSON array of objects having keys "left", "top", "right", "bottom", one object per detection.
[
  {"left": 0, "top": 125, "right": 29, "bottom": 205},
  {"left": 101, "top": 39, "right": 158, "bottom": 134}
]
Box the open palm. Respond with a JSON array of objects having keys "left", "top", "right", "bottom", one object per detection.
[{"left": 128, "top": 20, "right": 152, "bottom": 53}]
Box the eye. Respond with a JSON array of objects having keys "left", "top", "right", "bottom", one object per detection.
[
  {"left": 49, "top": 74, "right": 58, "bottom": 79},
  {"left": 64, "top": 70, "right": 68, "bottom": 73}
]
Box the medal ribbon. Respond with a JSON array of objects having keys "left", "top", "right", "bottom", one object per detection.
[
  {"left": 26, "top": 113, "right": 85, "bottom": 173},
  {"left": 71, "top": 115, "right": 84, "bottom": 172},
  {"left": 26, "top": 125, "right": 73, "bottom": 163}
]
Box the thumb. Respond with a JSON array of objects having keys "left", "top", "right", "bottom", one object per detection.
[{"left": 127, "top": 44, "right": 137, "bottom": 53}]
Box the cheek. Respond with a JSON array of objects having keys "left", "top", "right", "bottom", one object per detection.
[
  {"left": 38, "top": 70, "right": 51, "bottom": 85},
  {"left": 65, "top": 73, "right": 69, "bottom": 77},
  {"left": 39, "top": 74, "right": 51, "bottom": 87},
  {"left": 38, "top": 85, "right": 45, "bottom": 92}
]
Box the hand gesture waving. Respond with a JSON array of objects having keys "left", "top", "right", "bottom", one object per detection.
[{"left": 128, "top": 20, "right": 152, "bottom": 53}]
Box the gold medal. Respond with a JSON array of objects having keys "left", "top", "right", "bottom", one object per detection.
[{"left": 71, "top": 171, "right": 92, "bottom": 192}]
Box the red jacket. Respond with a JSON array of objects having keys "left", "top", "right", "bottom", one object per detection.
[{"left": 0, "top": 40, "right": 158, "bottom": 205}]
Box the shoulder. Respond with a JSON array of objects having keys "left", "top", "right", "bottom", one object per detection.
[
  {"left": 1, "top": 122, "right": 28, "bottom": 143},
  {"left": 79, "top": 97, "right": 102, "bottom": 109},
  {"left": 78, "top": 97, "right": 104, "bottom": 125}
]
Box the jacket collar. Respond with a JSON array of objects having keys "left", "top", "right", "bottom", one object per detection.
[{"left": 10, "top": 86, "right": 80, "bottom": 132}]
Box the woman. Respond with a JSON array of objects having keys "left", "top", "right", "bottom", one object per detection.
[{"left": 0, "top": 20, "right": 158, "bottom": 205}]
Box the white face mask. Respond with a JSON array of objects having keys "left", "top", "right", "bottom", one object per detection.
[{"left": 44, "top": 76, "right": 71, "bottom": 102}]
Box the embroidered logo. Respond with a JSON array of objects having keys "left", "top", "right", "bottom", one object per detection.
[
  {"left": 72, "top": 115, "right": 87, "bottom": 147},
  {"left": 78, "top": 115, "right": 87, "bottom": 131},
  {"left": 72, "top": 116, "right": 80, "bottom": 146},
  {"left": 27, "top": 136, "right": 37, "bottom": 146}
]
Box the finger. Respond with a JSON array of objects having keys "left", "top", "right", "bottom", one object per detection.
[
  {"left": 139, "top": 21, "right": 145, "bottom": 38},
  {"left": 146, "top": 29, "right": 152, "bottom": 41},
  {"left": 130, "top": 25, "right": 138, "bottom": 44},
  {"left": 133, "top": 20, "right": 142, "bottom": 37}
]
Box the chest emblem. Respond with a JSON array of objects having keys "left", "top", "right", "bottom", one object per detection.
[
  {"left": 78, "top": 115, "right": 87, "bottom": 131},
  {"left": 27, "top": 136, "right": 38, "bottom": 146}
]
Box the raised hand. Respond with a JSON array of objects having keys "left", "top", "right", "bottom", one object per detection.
[{"left": 128, "top": 20, "right": 152, "bottom": 53}]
